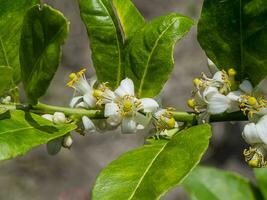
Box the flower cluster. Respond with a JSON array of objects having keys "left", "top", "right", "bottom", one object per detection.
[
  {"left": 67, "top": 69, "right": 178, "bottom": 136},
  {"left": 188, "top": 68, "right": 267, "bottom": 167}
]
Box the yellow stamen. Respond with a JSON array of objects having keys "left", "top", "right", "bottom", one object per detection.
[
  {"left": 187, "top": 99, "right": 196, "bottom": 109},
  {"left": 228, "top": 68, "right": 236, "bottom": 77},
  {"left": 123, "top": 99, "right": 132, "bottom": 113},
  {"left": 248, "top": 96, "right": 257, "bottom": 106},
  {"left": 167, "top": 118, "right": 176, "bottom": 128},
  {"left": 67, "top": 68, "right": 87, "bottom": 87},
  {"left": 93, "top": 89, "right": 103, "bottom": 99},
  {"left": 193, "top": 78, "right": 201, "bottom": 87}
]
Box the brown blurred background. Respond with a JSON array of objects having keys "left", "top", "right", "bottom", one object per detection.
[{"left": 0, "top": 0, "right": 253, "bottom": 199}]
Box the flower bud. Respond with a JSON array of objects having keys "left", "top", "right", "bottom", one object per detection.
[
  {"left": 42, "top": 114, "right": 54, "bottom": 122},
  {"left": 62, "top": 135, "right": 73, "bottom": 149},
  {"left": 53, "top": 112, "right": 67, "bottom": 124}
]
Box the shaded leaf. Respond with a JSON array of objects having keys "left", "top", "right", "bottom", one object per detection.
[
  {"left": 79, "top": 0, "right": 123, "bottom": 89},
  {"left": 92, "top": 124, "right": 211, "bottom": 200},
  {"left": 183, "top": 166, "right": 259, "bottom": 200},
  {"left": 198, "top": 0, "right": 267, "bottom": 85},
  {"left": 254, "top": 168, "right": 267, "bottom": 199},
  {"left": 0, "top": 110, "right": 76, "bottom": 161},
  {"left": 0, "top": 0, "right": 39, "bottom": 83},
  {"left": 113, "top": 0, "right": 145, "bottom": 40},
  {"left": 126, "top": 13, "right": 194, "bottom": 97},
  {"left": 0, "top": 66, "right": 13, "bottom": 95},
  {"left": 20, "top": 4, "right": 69, "bottom": 104}
]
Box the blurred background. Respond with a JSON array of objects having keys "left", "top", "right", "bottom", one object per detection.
[{"left": 0, "top": 0, "right": 253, "bottom": 199}]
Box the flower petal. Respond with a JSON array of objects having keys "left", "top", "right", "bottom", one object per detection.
[
  {"left": 121, "top": 118, "right": 137, "bottom": 134},
  {"left": 140, "top": 98, "right": 159, "bottom": 112},
  {"left": 256, "top": 115, "right": 267, "bottom": 145},
  {"left": 239, "top": 80, "right": 253, "bottom": 94},
  {"left": 82, "top": 116, "right": 96, "bottom": 133},
  {"left": 242, "top": 122, "right": 261, "bottom": 144},
  {"left": 69, "top": 96, "right": 83, "bottom": 108},
  {"left": 107, "top": 115, "right": 121, "bottom": 126},
  {"left": 104, "top": 102, "right": 119, "bottom": 117},
  {"left": 207, "top": 93, "right": 230, "bottom": 114},
  {"left": 212, "top": 71, "right": 224, "bottom": 83},
  {"left": 133, "top": 112, "right": 151, "bottom": 127},
  {"left": 83, "top": 92, "right": 96, "bottom": 108},
  {"left": 227, "top": 90, "right": 243, "bottom": 101},
  {"left": 115, "top": 78, "right": 135, "bottom": 97}
]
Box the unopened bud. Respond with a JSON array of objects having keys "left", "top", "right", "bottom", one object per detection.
[
  {"left": 53, "top": 112, "right": 67, "bottom": 124},
  {"left": 62, "top": 135, "right": 73, "bottom": 149},
  {"left": 42, "top": 114, "right": 54, "bottom": 122},
  {"left": 2, "top": 96, "right": 11, "bottom": 104}
]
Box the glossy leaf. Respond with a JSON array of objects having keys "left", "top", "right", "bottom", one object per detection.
[
  {"left": 198, "top": 0, "right": 267, "bottom": 85},
  {"left": 92, "top": 124, "right": 211, "bottom": 200},
  {"left": 0, "top": 66, "right": 13, "bottom": 95},
  {"left": 0, "top": 0, "right": 39, "bottom": 83},
  {"left": 20, "top": 4, "right": 69, "bottom": 104},
  {"left": 126, "top": 13, "right": 194, "bottom": 97},
  {"left": 79, "top": 0, "right": 123, "bottom": 89},
  {"left": 254, "top": 168, "right": 267, "bottom": 199},
  {"left": 0, "top": 110, "right": 76, "bottom": 161},
  {"left": 183, "top": 166, "right": 259, "bottom": 200},
  {"left": 113, "top": 0, "right": 145, "bottom": 40}
]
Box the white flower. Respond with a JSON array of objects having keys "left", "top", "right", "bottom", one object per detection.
[
  {"left": 82, "top": 116, "right": 96, "bottom": 133},
  {"left": 104, "top": 78, "right": 158, "bottom": 133},
  {"left": 67, "top": 69, "right": 97, "bottom": 108},
  {"left": 190, "top": 87, "right": 238, "bottom": 115},
  {"left": 242, "top": 115, "right": 267, "bottom": 146},
  {"left": 227, "top": 80, "right": 267, "bottom": 120}
]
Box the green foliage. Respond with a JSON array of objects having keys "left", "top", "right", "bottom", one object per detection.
[
  {"left": 113, "top": 0, "right": 145, "bottom": 40},
  {"left": 0, "top": 0, "right": 39, "bottom": 83},
  {"left": 126, "top": 13, "right": 194, "bottom": 97},
  {"left": 198, "top": 0, "right": 267, "bottom": 86},
  {"left": 254, "top": 168, "right": 267, "bottom": 199},
  {"left": 92, "top": 124, "right": 211, "bottom": 200},
  {"left": 80, "top": 0, "right": 193, "bottom": 97},
  {"left": 20, "top": 4, "right": 69, "bottom": 105},
  {"left": 79, "top": 0, "right": 124, "bottom": 89},
  {"left": 0, "top": 110, "right": 76, "bottom": 161},
  {"left": 183, "top": 166, "right": 260, "bottom": 200},
  {"left": 0, "top": 66, "right": 13, "bottom": 95}
]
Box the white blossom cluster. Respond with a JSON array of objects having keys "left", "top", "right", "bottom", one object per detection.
[
  {"left": 66, "top": 69, "right": 178, "bottom": 136},
  {"left": 188, "top": 66, "right": 267, "bottom": 167}
]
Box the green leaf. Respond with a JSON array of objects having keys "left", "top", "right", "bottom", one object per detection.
[
  {"left": 198, "top": 0, "right": 267, "bottom": 86},
  {"left": 126, "top": 13, "right": 194, "bottom": 97},
  {"left": 183, "top": 166, "right": 259, "bottom": 200},
  {"left": 0, "top": 0, "right": 39, "bottom": 84},
  {"left": 113, "top": 0, "right": 145, "bottom": 40},
  {"left": 254, "top": 168, "right": 267, "bottom": 199},
  {"left": 0, "top": 66, "right": 13, "bottom": 95},
  {"left": 79, "top": 0, "right": 124, "bottom": 89},
  {"left": 20, "top": 4, "right": 69, "bottom": 105},
  {"left": 92, "top": 124, "right": 211, "bottom": 200},
  {"left": 0, "top": 110, "right": 76, "bottom": 161}
]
